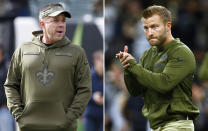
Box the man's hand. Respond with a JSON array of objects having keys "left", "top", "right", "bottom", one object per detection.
[
  {"left": 115, "top": 45, "right": 135, "bottom": 68},
  {"left": 115, "top": 45, "right": 128, "bottom": 59}
]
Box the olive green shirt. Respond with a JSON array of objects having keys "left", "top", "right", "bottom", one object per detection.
[{"left": 124, "top": 38, "right": 199, "bottom": 129}]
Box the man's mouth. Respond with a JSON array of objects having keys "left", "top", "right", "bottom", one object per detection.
[
  {"left": 149, "top": 38, "right": 157, "bottom": 41},
  {"left": 57, "top": 31, "right": 63, "bottom": 34}
]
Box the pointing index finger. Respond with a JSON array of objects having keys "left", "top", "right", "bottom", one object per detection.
[{"left": 124, "top": 45, "right": 128, "bottom": 53}]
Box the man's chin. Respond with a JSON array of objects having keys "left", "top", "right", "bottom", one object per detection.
[{"left": 149, "top": 41, "right": 158, "bottom": 46}]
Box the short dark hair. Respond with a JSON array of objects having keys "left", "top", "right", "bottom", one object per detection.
[{"left": 141, "top": 5, "right": 172, "bottom": 23}]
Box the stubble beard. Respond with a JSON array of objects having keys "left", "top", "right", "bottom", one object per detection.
[{"left": 149, "top": 28, "right": 167, "bottom": 47}]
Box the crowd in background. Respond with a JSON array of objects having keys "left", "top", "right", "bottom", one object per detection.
[
  {"left": 105, "top": 0, "right": 208, "bottom": 131},
  {"left": 0, "top": 0, "right": 29, "bottom": 130}
]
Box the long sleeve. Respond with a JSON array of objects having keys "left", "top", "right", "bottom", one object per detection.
[
  {"left": 66, "top": 48, "right": 92, "bottom": 122},
  {"left": 4, "top": 48, "right": 23, "bottom": 120},
  {"left": 124, "top": 71, "right": 145, "bottom": 96},
  {"left": 124, "top": 50, "right": 148, "bottom": 96},
  {"left": 125, "top": 47, "right": 196, "bottom": 94}
]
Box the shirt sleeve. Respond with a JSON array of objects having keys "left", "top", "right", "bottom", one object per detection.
[
  {"left": 4, "top": 47, "right": 23, "bottom": 121},
  {"left": 125, "top": 47, "right": 196, "bottom": 94},
  {"left": 66, "top": 48, "right": 92, "bottom": 122},
  {"left": 124, "top": 50, "right": 148, "bottom": 96}
]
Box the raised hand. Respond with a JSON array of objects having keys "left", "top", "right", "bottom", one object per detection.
[
  {"left": 115, "top": 45, "right": 128, "bottom": 59},
  {"left": 115, "top": 45, "right": 135, "bottom": 68}
]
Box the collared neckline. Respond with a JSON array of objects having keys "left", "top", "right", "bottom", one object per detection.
[{"left": 157, "top": 38, "right": 180, "bottom": 52}]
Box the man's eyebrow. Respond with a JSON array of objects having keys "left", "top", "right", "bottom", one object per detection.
[
  {"left": 151, "top": 23, "right": 158, "bottom": 26},
  {"left": 143, "top": 25, "right": 148, "bottom": 28}
]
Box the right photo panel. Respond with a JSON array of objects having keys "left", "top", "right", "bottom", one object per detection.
[{"left": 105, "top": 0, "right": 208, "bottom": 131}]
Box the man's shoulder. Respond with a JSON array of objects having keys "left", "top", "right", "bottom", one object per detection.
[
  {"left": 13, "top": 41, "right": 35, "bottom": 54},
  {"left": 65, "top": 43, "right": 85, "bottom": 53},
  {"left": 171, "top": 41, "right": 193, "bottom": 57},
  {"left": 17, "top": 41, "right": 35, "bottom": 49},
  {"left": 167, "top": 40, "right": 195, "bottom": 64},
  {"left": 67, "top": 43, "right": 82, "bottom": 49}
]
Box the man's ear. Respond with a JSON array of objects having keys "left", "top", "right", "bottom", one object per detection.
[
  {"left": 166, "top": 22, "right": 172, "bottom": 32},
  {"left": 40, "top": 21, "right": 44, "bottom": 28}
]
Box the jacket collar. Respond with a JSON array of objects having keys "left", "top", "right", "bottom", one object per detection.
[{"left": 157, "top": 38, "right": 180, "bottom": 52}]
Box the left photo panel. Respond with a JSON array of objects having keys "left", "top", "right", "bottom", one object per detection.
[{"left": 0, "top": 0, "right": 103, "bottom": 131}]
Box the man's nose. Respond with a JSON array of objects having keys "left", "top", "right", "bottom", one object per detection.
[{"left": 147, "top": 28, "right": 154, "bottom": 36}]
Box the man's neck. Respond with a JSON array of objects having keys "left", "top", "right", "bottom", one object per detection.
[
  {"left": 42, "top": 36, "right": 53, "bottom": 44},
  {"left": 165, "top": 35, "right": 174, "bottom": 45},
  {"left": 158, "top": 34, "right": 174, "bottom": 49}
]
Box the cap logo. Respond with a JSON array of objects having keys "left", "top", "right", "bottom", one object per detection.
[{"left": 39, "top": 5, "right": 63, "bottom": 20}]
